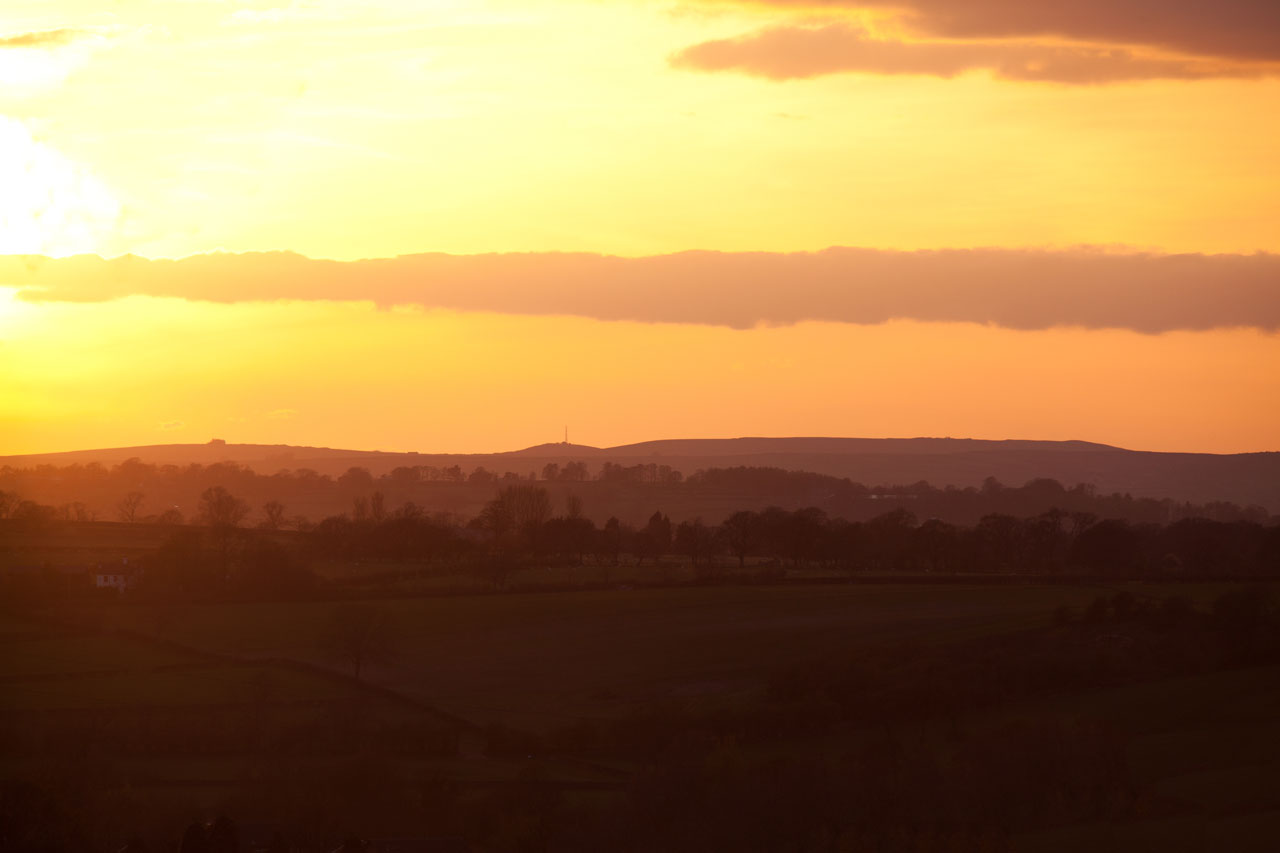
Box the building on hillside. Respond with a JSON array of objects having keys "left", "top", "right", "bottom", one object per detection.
[{"left": 95, "top": 557, "right": 139, "bottom": 591}]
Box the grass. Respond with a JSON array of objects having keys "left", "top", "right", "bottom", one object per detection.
[
  {"left": 0, "top": 632, "right": 193, "bottom": 678},
  {"left": 91, "top": 581, "right": 1193, "bottom": 730},
  {"left": 1005, "top": 665, "right": 1280, "bottom": 851},
  {"left": 10, "top": 580, "right": 1280, "bottom": 845}
]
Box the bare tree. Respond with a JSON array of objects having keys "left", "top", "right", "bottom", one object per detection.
[
  {"left": 156, "top": 507, "right": 184, "bottom": 525},
  {"left": 259, "top": 500, "right": 287, "bottom": 530},
  {"left": 117, "top": 491, "right": 145, "bottom": 522},
  {"left": 62, "top": 501, "right": 94, "bottom": 523},
  {"left": 199, "top": 486, "right": 250, "bottom": 572},
  {"left": 320, "top": 605, "right": 393, "bottom": 680},
  {"left": 198, "top": 486, "right": 249, "bottom": 529},
  {"left": 352, "top": 495, "right": 370, "bottom": 522},
  {"left": 720, "top": 510, "right": 760, "bottom": 569}
]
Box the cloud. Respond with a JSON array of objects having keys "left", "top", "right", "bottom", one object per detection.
[
  {"left": 267, "top": 408, "right": 297, "bottom": 420},
  {"left": 710, "top": 1, "right": 1280, "bottom": 64},
  {"left": 671, "top": 24, "right": 1273, "bottom": 83},
  {"left": 160, "top": 420, "right": 185, "bottom": 431},
  {"left": 0, "top": 29, "right": 86, "bottom": 49},
  {"left": 0, "top": 27, "right": 115, "bottom": 95},
  {"left": 3, "top": 248, "right": 1277, "bottom": 334}
]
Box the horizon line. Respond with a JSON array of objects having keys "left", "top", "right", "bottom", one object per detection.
[{"left": 4, "top": 435, "right": 1278, "bottom": 462}]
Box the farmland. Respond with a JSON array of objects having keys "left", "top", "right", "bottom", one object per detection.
[
  {"left": 7, "top": 576, "right": 1280, "bottom": 850},
  {"left": 89, "top": 582, "right": 1132, "bottom": 729}
]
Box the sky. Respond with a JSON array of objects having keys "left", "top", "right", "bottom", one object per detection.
[{"left": 1, "top": 0, "right": 1278, "bottom": 455}]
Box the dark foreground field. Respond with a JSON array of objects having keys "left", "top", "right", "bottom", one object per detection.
[
  {"left": 4, "top": 581, "right": 1280, "bottom": 851},
  {"left": 83, "top": 583, "right": 1165, "bottom": 729}
]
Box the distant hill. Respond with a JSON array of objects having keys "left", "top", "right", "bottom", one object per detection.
[
  {"left": 606, "top": 437, "right": 1119, "bottom": 457},
  {"left": 2, "top": 436, "right": 1278, "bottom": 510}
]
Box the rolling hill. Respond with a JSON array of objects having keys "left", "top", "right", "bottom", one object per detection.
[{"left": 3, "top": 436, "right": 1277, "bottom": 510}]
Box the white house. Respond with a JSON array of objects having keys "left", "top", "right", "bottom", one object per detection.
[{"left": 95, "top": 557, "right": 138, "bottom": 591}]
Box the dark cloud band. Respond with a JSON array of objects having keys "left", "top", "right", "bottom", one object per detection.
[
  {"left": 3, "top": 247, "right": 1277, "bottom": 333},
  {"left": 670, "top": 24, "right": 1272, "bottom": 83},
  {"left": 712, "top": 0, "right": 1280, "bottom": 63}
]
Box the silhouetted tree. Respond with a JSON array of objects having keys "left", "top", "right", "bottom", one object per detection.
[
  {"left": 917, "top": 518, "right": 959, "bottom": 573},
  {"left": 155, "top": 507, "right": 184, "bottom": 525},
  {"left": 117, "top": 491, "right": 145, "bottom": 522},
  {"left": 468, "top": 466, "right": 498, "bottom": 484},
  {"left": 1071, "top": 519, "right": 1148, "bottom": 576},
  {"left": 338, "top": 467, "right": 375, "bottom": 491},
  {"left": 480, "top": 484, "right": 552, "bottom": 555},
  {"left": 675, "top": 518, "right": 715, "bottom": 569},
  {"left": 259, "top": 500, "right": 286, "bottom": 530},
  {"left": 352, "top": 495, "right": 370, "bottom": 522},
  {"left": 636, "top": 511, "right": 672, "bottom": 566},
  {"left": 561, "top": 460, "right": 589, "bottom": 481},
  {"left": 321, "top": 605, "right": 393, "bottom": 680},
  {"left": 387, "top": 466, "right": 421, "bottom": 487},
  {"left": 598, "top": 516, "right": 623, "bottom": 566},
  {"left": 720, "top": 510, "right": 760, "bottom": 569},
  {"left": 198, "top": 486, "right": 249, "bottom": 529}
]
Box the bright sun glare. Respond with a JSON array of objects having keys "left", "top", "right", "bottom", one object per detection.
[{"left": 0, "top": 116, "right": 119, "bottom": 257}]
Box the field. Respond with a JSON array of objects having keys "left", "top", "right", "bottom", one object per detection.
[
  {"left": 86, "top": 582, "right": 1153, "bottom": 730},
  {"left": 8, "top": 579, "right": 1280, "bottom": 850},
  {"left": 1012, "top": 665, "right": 1280, "bottom": 851}
]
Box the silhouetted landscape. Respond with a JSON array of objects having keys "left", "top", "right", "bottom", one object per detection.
[
  {"left": 4, "top": 436, "right": 1278, "bottom": 524},
  {"left": 6, "top": 0, "right": 1279, "bottom": 848},
  {"left": 3, "top": 436, "right": 1279, "bottom": 850}
]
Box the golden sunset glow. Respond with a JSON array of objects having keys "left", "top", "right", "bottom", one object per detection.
[
  {"left": 2, "top": 0, "right": 1278, "bottom": 455},
  {"left": 6, "top": 6, "right": 1280, "bottom": 847}
]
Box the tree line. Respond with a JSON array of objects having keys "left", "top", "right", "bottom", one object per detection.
[
  {"left": 309, "top": 488, "right": 1280, "bottom": 581},
  {"left": 2, "top": 458, "right": 1273, "bottom": 530},
  {"left": 1, "top": 483, "right": 1252, "bottom": 607}
]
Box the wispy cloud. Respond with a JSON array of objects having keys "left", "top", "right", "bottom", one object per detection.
[
  {"left": 671, "top": 24, "right": 1276, "bottom": 83},
  {"left": 4, "top": 248, "right": 1277, "bottom": 334},
  {"left": 267, "top": 408, "right": 297, "bottom": 420},
  {"left": 0, "top": 25, "right": 120, "bottom": 95},
  {"left": 0, "top": 28, "right": 86, "bottom": 49},
  {"left": 160, "top": 420, "right": 185, "bottom": 431}
]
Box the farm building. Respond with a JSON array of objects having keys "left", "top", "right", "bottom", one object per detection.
[{"left": 94, "top": 557, "right": 139, "bottom": 590}]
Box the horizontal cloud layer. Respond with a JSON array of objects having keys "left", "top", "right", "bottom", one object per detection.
[
  {"left": 3, "top": 248, "right": 1277, "bottom": 333},
  {"left": 718, "top": 0, "right": 1280, "bottom": 63},
  {"left": 671, "top": 24, "right": 1269, "bottom": 83}
]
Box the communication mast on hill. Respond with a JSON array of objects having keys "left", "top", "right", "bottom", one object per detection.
[{"left": 563, "top": 425, "right": 569, "bottom": 445}]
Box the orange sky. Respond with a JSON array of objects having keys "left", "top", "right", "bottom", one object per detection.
[{"left": 1, "top": 1, "right": 1278, "bottom": 455}]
